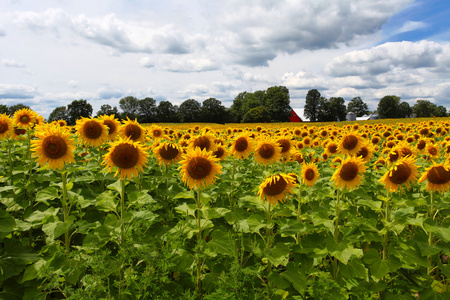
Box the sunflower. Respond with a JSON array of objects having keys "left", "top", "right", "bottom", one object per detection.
[
  {"left": 356, "top": 143, "right": 374, "bottom": 162},
  {"left": 337, "top": 131, "right": 364, "bottom": 155},
  {"left": 103, "top": 138, "right": 149, "bottom": 180},
  {"left": 331, "top": 156, "right": 367, "bottom": 191},
  {"left": 75, "top": 117, "right": 109, "bottom": 147},
  {"left": 149, "top": 125, "right": 165, "bottom": 140},
  {"left": 179, "top": 147, "right": 222, "bottom": 190},
  {"left": 57, "top": 120, "right": 67, "bottom": 127},
  {"left": 190, "top": 133, "right": 217, "bottom": 152},
  {"left": 301, "top": 162, "right": 320, "bottom": 187},
  {"left": 153, "top": 142, "right": 182, "bottom": 166},
  {"left": 31, "top": 124, "right": 76, "bottom": 169},
  {"left": 0, "top": 114, "right": 14, "bottom": 139},
  {"left": 12, "top": 127, "right": 27, "bottom": 140},
  {"left": 13, "top": 108, "right": 36, "bottom": 129},
  {"left": 379, "top": 156, "right": 418, "bottom": 193},
  {"left": 118, "top": 118, "right": 146, "bottom": 143},
  {"left": 99, "top": 115, "right": 121, "bottom": 140},
  {"left": 291, "top": 150, "right": 304, "bottom": 164},
  {"left": 212, "top": 145, "right": 228, "bottom": 160},
  {"left": 374, "top": 158, "right": 387, "bottom": 170},
  {"left": 230, "top": 133, "right": 253, "bottom": 159},
  {"left": 425, "top": 144, "right": 440, "bottom": 160},
  {"left": 325, "top": 140, "right": 339, "bottom": 155},
  {"left": 276, "top": 137, "right": 292, "bottom": 159},
  {"left": 254, "top": 138, "right": 282, "bottom": 165},
  {"left": 257, "top": 173, "right": 297, "bottom": 205},
  {"left": 418, "top": 162, "right": 450, "bottom": 193}
]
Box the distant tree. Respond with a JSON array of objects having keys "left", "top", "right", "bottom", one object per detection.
[
  {"left": 264, "top": 86, "right": 291, "bottom": 122},
  {"left": 229, "top": 92, "right": 246, "bottom": 123},
  {"left": 329, "top": 97, "right": 347, "bottom": 121},
  {"left": 412, "top": 100, "right": 446, "bottom": 118},
  {"left": 67, "top": 99, "right": 92, "bottom": 125},
  {"left": 8, "top": 103, "right": 30, "bottom": 116},
  {"left": 138, "top": 97, "right": 157, "bottom": 123},
  {"left": 48, "top": 106, "right": 70, "bottom": 123},
  {"left": 96, "top": 104, "right": 119, "bottom": 117},
  {"left": 304, "top": 89, "right": 321, "bottom": 122},
  {"left": 317, "top": 97, "right": 335, "bottom": 122},
  {"left": 377, "top": 95, "right": 400, "bottom": 119},
  {"left": 201, "top": 98, "right": 228, "bottom": 123},
  {"left": 0, "top": 104, "right": 8, "bottom": 114},
  {"left": 242, "top": 105, "right": 271, "bottom": 123},
  {"left": 119, "top": 96, "right": 139, "bottom": 119},
  {"left": 156, "top": 101, "right": 179, "bottom": 123},
  {"left": 398, "top": 102, "right": 413, "bottom": 118},
  {"left": 436, "top": 105, "right": 447, "bottom": 117},
  {"left": 347, "top": 97, "right": 369, "bottom": 117},
  {"left": 179, "top": 99, "right": 201, "bottom": 123}
]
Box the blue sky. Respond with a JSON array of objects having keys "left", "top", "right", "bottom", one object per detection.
[{"left": 1, "top": 0, "right": 449, "bottom": 118}]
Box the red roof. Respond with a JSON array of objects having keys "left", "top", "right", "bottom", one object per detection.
[{"left": 289, "top": 109, "right": 302, "bottom": 122}]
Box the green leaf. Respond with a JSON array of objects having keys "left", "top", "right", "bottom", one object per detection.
[
  {"left": 130, "top": 211, "right": 157, "bottom": 224},
  {"left": 340, "top": 259, "right": 369, "bottom": 281},
  {"left": 26, "top": 207, "right": 59, "bottom": 226},
  {"left": 128, "top": 190, "right": 156, "bottom": 206},
  {"left": 205, "top": 230, "right": 234, "bottom": 257},
  {"left": 0, "top": 239, "right": 39, "bottom": 282},
  {"left": 107, "top": 179, "right": 123, "bottom": 194},
  {"left": 265, "top": 242, "right": 290, "bottom": 266},
  {"left": 357, "top": 199, "right": 382, "bottom": 211},
  {"left": 22, "top": 259, "right": 46, "bottom": 283},
  {"left": 95, "top": 190, "right": 118, "bottom": 212},
  {"left": 328, "top": 242, "right": 363, "bottom": 265},
  {"left": 173, "top": 190, "right": 195, "bottom": 200},
  {"left": 424, "top": 224, "right": 450, "bottom": 243},
  {"left": 417, "top": 242, "right": 442, "bottom": 256},
  {"left": 202, "top": 207, "right": 230, "bottom": 219},
  {"left": 35, "top": 187, "right": 59, "bottom": 204},
  {"left": 280, "top": 262, "right": 307, "bottom": 294},
  {"left": 0, "top": 208, "right": 15, "bottom": 233},
  {"left": 175, "top": 203, "right": 197, "bottom": 217}
]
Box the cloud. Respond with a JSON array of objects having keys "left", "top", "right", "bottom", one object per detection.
[
  {"left": 1, "top": 59, "right": 26, "bottom": 68},
  {"left": 0, "top": 24, "right": 5, "bottom": 36},
  {"left": 0, "top": 84, "right": 38, "bottom": 99},
  {"left": 325, "top": 40, "right": 446, "bottom": 76},
  {"left": 392, "top": 20, "right": 428, "bottom": 35},
  {"left": 282, "top": 71, "right": 328, "bottom": 90},
  {"left": 157, "top": 55, "right": 220, "bottom": 72},
  {"left": 68, "top": 80, "right": 79, "bottom": 88},
  {"left": 97, "top": 87, "right": 124, "bottom": 99},
  {"left": 139, "top": 57, "right": 154, "bottom": 68}
]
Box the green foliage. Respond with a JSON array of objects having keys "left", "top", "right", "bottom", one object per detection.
[
  {"left": 48, "top": 106, "right": 70, "bottom": 123},
  {"left": 377, "top": 95, "right": 401, "bottom": 119},
  {"left": 156, "top": 101, "right": 179, "bottom": 123},
  {"left": 67, "top": 99, "right": 93, "bottom": 125},
  {"left": 347, "top": 97, "right": 369, "bottom": 117},
  {"left": 96, "top": 104, "right": 119, "bottom": 117},
  {"left": 201, "top": 98, "right": 228, "bottom": 124},
  {"left": 317, "top": 96, "right": 346, "bottom": 122},
  {"left": 242, "top": 105, "right": 271, "bottom": 123},
  {"left": 179, "top": 99, "right": 201, "bottom": 123},
  {"left": 413, "top": 100, "right": 447, "bottom": 118},
  {"left": 304, "top": 89, "right": 321, "bottom": 122}
]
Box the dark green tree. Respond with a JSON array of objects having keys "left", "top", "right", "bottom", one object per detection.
[
  {"left": 377, "top": 95, "right": 400, "bottom": 119},
  {"left": 413, "top": 100, "right": 446, "bottom": 117},
  {"left": 67, "top": 99, "right": 92, "bottom": 125},
  {"left": 242, "top": 105, "right": 271, "bottom": 123},
  {"left": 179, "top": 99, "right": 201, "bottom": 123},
  {"left": 347, "top": 97, "right": 369, "bottom": 117},
  {"left": 156, "top": 101, "right": 179, "bottom": 123},
  {"left": 201, "top": 98, "right": 228, "bottom": 123},
  {"left": 96, "top": 104, "right": 119, "bottom": 117},
  {"left": 436, "top": 105, "right": 447, "bottom": 117},
  {"left": 398, "top": 101, "right": 413, "bottom": 118},
  {"left": 229, "top": 92, "right": 246, "bottom": 123},
  {"left": 48, "top": 106, "right": 70, "bottom": 123},
  {"left": 138, "top": 97, "right": 157, "bottom": 123},
  {"left": 8, "top": 103, "right": 30, "bottom": 116},
  {"left": 317, "top": 97, "right": 335, "bottom": 122},
  {"left": 119, "top": 96, "right": 139, "bottom": 119},
  {"left": 304, "top": 89, "right": 321, "bottom": 122},
  {"left": 264, "top": 86, "right": 291, "bottom": 122},
  {"left": 329, "top": 97, "right": 347, "bottom": 121},
  {"left": 0, "top": 104, "right": 8, "bottom": 114}
]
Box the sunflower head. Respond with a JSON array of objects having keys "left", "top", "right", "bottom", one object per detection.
[
  {"left": 301, "top": 162, "right": 320, "bottom": 187},
  {"left": 150, "top": 125, "right": 165, "bottom": 139},
  {"left": 119, "top": 118, "right": 146, "bottom": 143},
  {"left": 338, "top": 131, "right": 364, "bottom": 155},
  {"left": 0, "top": 114, "right": 14, "bottom": 139},
  {"left": 178, "top": 147, "right": 223, "bottom": 190},
  {"left": 230, "top": 133, "right": 253, "bottom": 159},
  {"left": 153, "top": 142, "right": 182, "bottom": 166},
  {"left": 379, "top": 156, "right": 418, "bottom": 193},
  {"left": 13, "top": 108, "right": 37, "bottom": 129},
  {"left": 331, "top": 156, "right": 367, "bottom": 191},
  {"left": 99, "top": 115, "right": 121, "bottom": 140},
  {"left": 418, "top": 163, "right": 450, "bottom": 193},
  {"left": 254, "top": 138, "right": 282, "bottom": 165},
  {"left": 75, "top": 117, "right": 109, "bottom": 147},
  {"left": 212, "top": 145, "right": 228, "bottom": 160},
  {"left": 257, "top": 173, "right": 297, "bottom": 205},
  {"left": 190, "top": 133, "right": 217, "bottom": 152}
]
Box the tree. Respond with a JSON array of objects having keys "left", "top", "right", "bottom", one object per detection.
[
  {"left": 8, "top": 103, "right": 30, "bottom": 116},
  {"left": 304, "top": 89, "right": 321, "bottom": 122},
  {"left": 413, "top": 100, "right": 446, "bottom": 117},
  {"left": 398, "top": 102, "right": 413, "bottom": 118},
  {"left": 48, "top": 106, "right": 70, "bottom": 123},
  {"left": 347, "top": 97, "right": 369, "bottom": 117},
  {"left": 242, "top": 106, "right": 271, "bottom": 123},
  {"left": 96, "top": 104, "right": 119, "bottom": 117},
  {"left": 67, "top": 99, "right": 92, "bottom": 125},
  {"left": 179, "top": 99, "right": 201, "bottom": 123},
  {"left": 0, "top": 104, "right": 8, "bottom": 114},
  {"left": 119, "top": 96, "right": 139, "bottom": 119},
  {"left": 156, "top": 101, "right": 179, "bottom": 123},
  {"left": 377, "top": 95, "right": 400, "bottom": 119},
  {"left": 201, "top": 98, "right": 228, "bottom": 123},
  {"left": 436, "top": 105, "right": 447, "bottom": 117},
  {"left": 317, "top": 97, "right": 335, "bottom": 122},
  {"left": 264, "top": 86, "right": 291, "bottom": 122},
  {"left": 329, "top": 97, "right": 347, "bottom": 121},
  {"left": 138, "top": 97, "right": 157, "bottom": 123}
]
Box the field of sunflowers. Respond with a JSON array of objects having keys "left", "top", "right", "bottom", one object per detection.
[{"left": 0, "top": 108, "right": 449, "bottom": 299}]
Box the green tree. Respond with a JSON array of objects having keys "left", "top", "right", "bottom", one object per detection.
[
  {"left": 179, "top": 99, "right": 201, "bottom": 123},
  {"left": 119, "top": 96, "right": 139, "bottom": 119},
  {"left": 436, "top": 105, "right": 447, "bottom": 117},
  {"left": 347, "top": 97, "right": 369, "bottom": 117},
  {"left": 264, "top": 86, "right": 291, "bottom": 122},
  {"left": 156, "top": 101, "right": 179, "bottom": 123},
  {"left": 329, "top": 97, "right": 347, "bottom": 121},
  {"left": 398, "top": 101, "right": 413, "bottom": 118},
  {"left": 0, "top": 104, "right": 8, "bottom": 114},
  {"left": 413, "top": 100, "right": 446, "bottom": 117},
  {"left": 48, "top": 106, "right": 70, "bottom": 123},
  {"left": 317, "top": 97, "right": 335, "bottom": 122},
  {"left": 201, "top": 98, "right": 228, "bottom": 123},
  {"left": 229, "top": 92, "right": 246, "bottom": 122},
  {"left": 377, "top": 95, "right": 400, "bottom": 119},
  {"left": 8, "top": 103, "right": 30, "bottom": 116},
  {"left": 67, "top": 99, "right": 92, "bottom": 125},
  {"left": 96, "top": 104, "right": 119, "bottom": 117},
  {"left": 304, "top": 89, "right": 321, "bottom": 122},
  {"left": 242, "top": 105, "right": 271, "bottom": 123},
  {"left": 138, "top": 97, "right": 157, "bottom": 123}
]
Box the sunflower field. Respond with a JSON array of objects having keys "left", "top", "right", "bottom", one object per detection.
[{"left": 0, "top": 109, "right": 449, "bottom": 299}]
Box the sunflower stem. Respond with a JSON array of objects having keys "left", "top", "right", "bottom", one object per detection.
[
  {"left": 61, "top": 171, "right": 70, "bottom": 252},
  {"left": 7, "top": 138, "right": 13, "bottom": 180},
  {"left": 120, "top": 178, "right": 126, "bottom": 246},
  {"left": 382, "top": 192, "right": 391, "bottom": 261},
  {"left": 195, "top": 189, "right": 203, "bottom": 299},
  {"left": 229, "top": 158, "right": 236, "bottom": 212},
  {"left": 296, "top": 183, "right": 302, "bottom": 244},
  {"left": 265, "top": 202, "right": 273, "bottom": 297},
  {"left": 427, "top": 191, "right": 434, "bottom": 275},
  {"left": 332, "top": 189, "right": 341, "bottom": 281},
  {"left": 26, "top": 129, "right": 33, "bottom": 182}
]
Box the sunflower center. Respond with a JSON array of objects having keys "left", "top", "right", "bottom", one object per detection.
[
  {"left": 427, "top": 166, "right": 450, "bottom": 185},
  {"left": 235, "top": 137, "right": 248, "bottom": 152},
  {"left": 327, "top": 144, "right": 338, "bottom": 154},
  {"left": 194, "top": 136, "right": 211, "bottom": 151},
  {"left": 111, "top": 143, "right": 139, "bottom": 169},
  {"left": 263, "top": 176, "right": 287, "bottom": 196},
  {"left": 429, "top": 148, "right": 437, "bottom": 155},
  {"left": 159, "top": 144, "right": 179, "bottom": 160},
  {"left": 43, "top": 135, "right": 67, "bottom": 159},
  {"left": 339, "top": 162, "right": 359, "bottom": 181},
  {"left": 357, "top": 147, "right": 368, "bottom": 159},
  {"left": 125, "top": 124, "right": 141, "bottom": 141},
  {"left": 103, "top": 120, "right": 116, "bottom": 135},
  {"left": 187, "top": 157, "right": 212, "bottom": 180},
  {"left": 153, "top": 130, "right": 162, "bottom": 137},
  {"left": 342, "top": 135, "right": 358, "bottom": 150},
  {"left": 259, "top": 144, "right": 274, "bottom": 159},
  {"left": 0, "top": 122, "right": 8, "bottom": 134},
  {"left": 14, "top": 127, "right": 26, "bottom": 135},
  {"left": 389, "top": 163, "right": 411, "bottom": 184},
  {"left": 401, "top": 148, "right": 413, "bottom": 157},
  {"left": 20, "top": 115, "right": 30, "bottom": 124},
  {"left": 305, "top": 169, "right": 315, "bottom": 181},
  {"left": 278, "top": 139, "right": 290, "bottom": 153},
  {"left": 83, "top": 120, "right": 103, "bottom": 139},
  {"left": 417, "top": 141, "right": 426, "bottom": 150},
  {"left": 213, "top": 147, "right": 225, "bottom": 159}
]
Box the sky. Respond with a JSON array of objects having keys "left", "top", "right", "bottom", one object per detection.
[{"left": 1, "top": 0, "right": 450, "bottom": 119}]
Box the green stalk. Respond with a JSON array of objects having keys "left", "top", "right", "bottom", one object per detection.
[
  {"left": 7, "top": 139, "right": 13, "bottom": 180},
  {"left": 61, "top": 171, "right": 70, "bottom": 252},
  {"left": 382, "top": 192, "right": 391, "bottom": 261},
  {"left": 265, "top": 202, "right": 273, "bottom": 297},
  {"left": 196, "top": 189, "right": 203, "bottom": 299},
  {"left": 120, "top": 178, "right": 126, "bottom": 246},
  {"left": 296, "top": 183, "right": 302, "bottom": 244},
  {"left": 427, "top": 191, "right": 434, "bottom": 275},
  {"left": 332, "top": 189, "right": 341, "bottom": 281},
  {"left": 229, "top": 158, "right": 236, "bottom": 212}
]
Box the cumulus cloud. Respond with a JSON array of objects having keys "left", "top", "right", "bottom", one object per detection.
[
  {"left": 325, "top": 40, "right": 447, "bottom": 76},
  {"left": 156, "top": 55, "right": 220, "bottom": 72},
  {"left": 282, "top": 71, "right": 328, "bottom": 90},
  {"left": 1, "top": 59, "right": 26, "bottom": 68},
  {"left": 0, "top": 83, "right": 38, "bottom": 99},
  {"left": 68, "top": 80, "right": 79, "bottom": 88},
  {"left": 393, "top": 20, "right": 428, "bottom": 35},
  {"left": 97, "top": 87, "right": 124, "bottom": 99},
  {"left": 139, "top": 57, "right": 154, "bottom": 68}
]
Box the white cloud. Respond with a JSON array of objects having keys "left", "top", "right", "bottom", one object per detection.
[
  {"left": 0, "top": 83, "right": 38, "bottom": 99},
  {"left": 393, "top": 20, "right": 428, "bottom": 35},
  {"left": 68, "top": 80, "right": 79, "bottom": 88},
  {"left": 282, "top": 71, "right": 328, "bottom": 90},
  {"left": 1, "top": 59, "right": 26, "bottom": 68}
]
